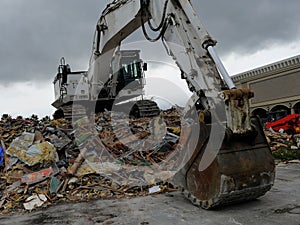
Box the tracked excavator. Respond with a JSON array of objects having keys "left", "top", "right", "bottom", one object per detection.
[
  {"left": 52, "top": 49, "right": 160, "bottom": 119},
  {"left": 55, "top": 0, "right": 275, "bottom": 209}
]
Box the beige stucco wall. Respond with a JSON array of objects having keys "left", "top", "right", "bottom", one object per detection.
[{"left": 232, "top": 55, "right": 300, "bottom": 115}]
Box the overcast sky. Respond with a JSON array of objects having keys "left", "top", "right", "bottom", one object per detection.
[{"left": 1, "top": 0, "right": 300, "bottom": 117}]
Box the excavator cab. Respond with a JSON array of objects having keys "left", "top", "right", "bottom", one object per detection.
[
  {"left": 110, "top": 49, "right": 160, "bottom": 117},
  {"left": 111, "top": 50, "right": 145, "bottom": 92}
]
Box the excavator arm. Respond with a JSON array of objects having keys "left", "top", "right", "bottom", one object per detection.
[
  {"left": 90, "top": 0, "right": 221, "bottom": 98},
  {"left": 87, "top": 0, "right": 275, "bottom": 209},
  {"left": 90, "top": 0, "right": 252, "bottom": 133}
]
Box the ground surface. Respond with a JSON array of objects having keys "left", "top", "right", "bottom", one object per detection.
[{"left": 0, "top": 163, "right": 299, "bottom": 225}]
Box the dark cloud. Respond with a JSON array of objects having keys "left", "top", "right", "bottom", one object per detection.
[
  {"left": 193, "top": 0, "right": 300, "bottom": 55},
  {"left": 0, "top": 0, "right": 110, "bottom": 84},
  {"left": 0, "top": 0, "right": 299, "bottom": 84}
]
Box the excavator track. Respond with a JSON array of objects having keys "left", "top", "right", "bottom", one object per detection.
[
  {"left": 54, "top": 104, "right": 87, "bottom": 121},
  {"left": 55, "top": 100, "right": 160, "bottom": 121},
  {"left": 130, "top": 100, "right": 160, "bottom": 117}
]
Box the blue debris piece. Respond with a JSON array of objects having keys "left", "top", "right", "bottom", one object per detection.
[
  {"left": 50, "top": 176, "right": 62, "bottom": 196},
  {"left": 0, "top": 146, "right": 4, "bottom": 165}
]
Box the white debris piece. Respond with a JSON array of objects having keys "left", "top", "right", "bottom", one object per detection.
[
  {"left": 149, "top": 185, "right": 161, "bottom": 194},
  {"left": 23, "top": 194, "right": 47, "bottom": 210}
]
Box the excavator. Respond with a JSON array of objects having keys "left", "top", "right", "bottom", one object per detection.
[
  {"left": 56, "top": 0, "right": 275, "bottom": 209},
  {"left": 52, "top": 49, "right": 160, "bottom": 119}
]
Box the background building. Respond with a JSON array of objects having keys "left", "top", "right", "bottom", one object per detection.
[{"left": 232, "top": 55, "right": 300, "bottom": 121}]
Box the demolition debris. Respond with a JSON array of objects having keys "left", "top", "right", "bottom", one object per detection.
[
  {"left": 265, "top": 131, "right": 300, "bottom": 161},
  {"left": 0, "top": 109, "right": 181, "bottom": 214},
  {"left": 0, "top": 110, "right": 299, "bottom": 214}
]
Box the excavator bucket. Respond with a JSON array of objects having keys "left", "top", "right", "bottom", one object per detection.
[{"left": 176, "top": 116, "right": 275, "bottom": 209}]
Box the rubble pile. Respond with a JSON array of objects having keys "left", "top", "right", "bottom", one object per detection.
[
  {"left": 265, "top": 131, "right": 300, "bottom": 161},
  {"left": 3, "top": 108, "right": 298, "bottom": 213},
  {"left": 0, "top": 109, "right": 181, "bottom": 214}
]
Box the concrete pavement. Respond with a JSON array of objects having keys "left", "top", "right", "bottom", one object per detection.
[{"left": 0, "top": 163, "right": 299, "bottom": 225}]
